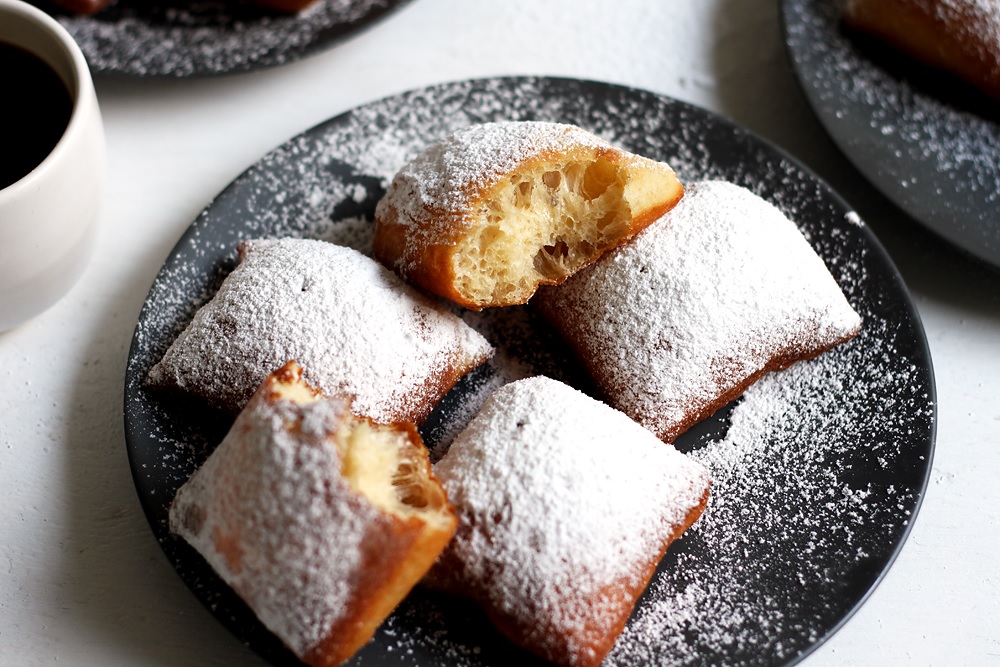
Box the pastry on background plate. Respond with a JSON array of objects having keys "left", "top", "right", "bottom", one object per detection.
[
  {"left": 373, "top": 120, "right": 684, "bottom": 310},
  {"left": 843, "top": 0, "right": 1000, "bottom": 102},
  {"left": 46, "top": 0, "right": 112, "bottom": 14},
  {"left": 536, "top": 180, "right": 862, "bottom": 443},
  {"left": 428, "top": 375, "right": 710, "bottom": 667},
  {"left": 169, "top": 361, "right": 457, "bottom": 667},
  {"left": 46, "top": 0, "right": 321, "bottom": 13},
  {"left": 146, "top": 237, "right": 492, "bottom": 424}
]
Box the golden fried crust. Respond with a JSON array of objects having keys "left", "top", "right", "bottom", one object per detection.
[
  {"left": 542, "top": 304, "right": 859, "bottom": 444},
  {"left": 306, "top": 512, "right": 458, "bottom": 667},
  {"left": 304, "top": 417, "right": 458, "bottom": 667},
  {"left": 844, "top": 0, "right": 1000, "bottom": 101},
  {"left": 373, "top": 200, "right": 471, "bottom": 311},
  {"left": 303, "top": 518, "right": 454, "bottom": 667}
]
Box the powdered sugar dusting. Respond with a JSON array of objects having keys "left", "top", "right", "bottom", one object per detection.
[
  {"left": 50, "top": 0, "right": 403, "bottom": 76},
  {"left": 124, "top": 78, "right": 935, "bottom": 666},
  {"left": 169, "top": 388, "right": 372, "bottom": 658}
]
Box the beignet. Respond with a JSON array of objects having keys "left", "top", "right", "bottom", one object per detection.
[
  {"left": 373, "top": 121, "right": 684, "bottom": 310},
  {"left": 169, "top": 361, "right": 457, "bottom": 667},
  {"left": 428, "top": 376, "right": 710, "bottom": 667},
  {"left": 146, "top": 238, "right": 492, "bottom": 423},
  {"left": 46, "top": 0, "right": 113, "bottom": 13},
  {"left": 252, "top": 0, "right": 322, "bottom": 11},
  {"left": 843, "top": 0, "right": 1000, "bottom": 102},
  {"left": 535, "top": 180, "right": 862, "bottom": 443},
  {"left": 45, "top": 0, "right": 321, "bottom": 13}
]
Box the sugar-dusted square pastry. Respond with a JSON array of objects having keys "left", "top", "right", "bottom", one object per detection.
[
  {"left": 843, "top": 0, "right": 1000, "bottom": 102},
  {"left": 535, "top": 180, "right": 862, "bottom": 443},
  {"left": 146, "top": 237, "right": 493, "bottom": 423},
  {"left": 169, "top": 361, "right": 458, "bottom": 667},
  {"left": 373, "top": 121, "right": 684, "bottom": 310},
  {"left": 428, "top": 376, "right": 710, "bottom": 667},
  {"left": 253, "top": 0, "right": 322, "bottom": 11}
]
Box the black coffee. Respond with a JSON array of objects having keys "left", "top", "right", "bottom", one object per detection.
[{"left": 0, "top": 42, "right": 73, "bottom": 190}]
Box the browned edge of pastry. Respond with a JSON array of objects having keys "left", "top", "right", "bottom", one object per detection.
[
  {"left": 307, "top": 498, "right": 458, "bottom": 667},
  {"left": 288, "top": 367, "right": 460, "bottom": 666},
  {"left": 654, "top": 327, "right": 862, "bottom": 443},
  {"left": 843, "top": 0, "right": 1000, "bottom": 102}
]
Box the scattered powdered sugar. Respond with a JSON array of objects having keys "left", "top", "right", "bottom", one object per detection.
[
  {"left": 169, "top": 386, "right": 372, "bottom": 659},
  {"left": 535, "top": 180, "right": 862, "bottom": 443},
  {"left": 48, "top": 0, "right": 402, "bottom": 76},
  {"left": 607, "top": 313, "right": 933, "bottom": 666},
  {"left": 124, "top": 78, "right": 935, "bottom": 666},
  {"left": 146, "top": 237, "right": 492, "bottom": 423},
  {"left": 432, "top": 376, "right": 710, "bottom": 666},
  {"left": 795, "top": 0, "right": 1000, "bottom": 182}
]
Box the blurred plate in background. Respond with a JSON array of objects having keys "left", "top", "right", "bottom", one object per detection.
[{"left": 782, "top": 0, "right": 1000, "bottom": 269}]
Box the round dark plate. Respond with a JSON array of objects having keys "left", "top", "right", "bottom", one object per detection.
[
  {"left": 781, "top": 0, "right": 1000, "bottom": 268},
  {"left": 33, "top": 0, "right": 411, "bottom": 77},
  {"left": 124, "top": 76, "right": 936, "bottom": 667}
]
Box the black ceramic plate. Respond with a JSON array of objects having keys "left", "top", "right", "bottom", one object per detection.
[
  {"left": 33, "top": 0, "right": 411, "bottom": 77},
  {"left": 782, "top": 0, "right": 1000, "bottom": 268},
  {"left": 124, "top": 76, "right": 936, "bottom": 667}
]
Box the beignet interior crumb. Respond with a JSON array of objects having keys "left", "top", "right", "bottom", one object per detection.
[
  {"left": 452, "top": 156, "right": 631, "bottom": 305},
  {"left": 337, "top": 420, "right": 451, "bottom": 527},
  {"left": 269, "top": 365, "right": 449, "bottom": 526}
]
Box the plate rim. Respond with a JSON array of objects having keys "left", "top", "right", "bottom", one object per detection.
[{"left": 123, "top": 74, "right": 939, "bottom": 667}]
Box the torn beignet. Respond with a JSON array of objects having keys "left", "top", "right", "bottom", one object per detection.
[
  {"left": 169, "top": 360, "right": 457, "bottom": 667},
  {"left": 373, "top": 121, "right": 684, "bottom": 309}
]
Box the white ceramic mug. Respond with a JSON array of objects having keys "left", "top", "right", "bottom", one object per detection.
[{"left": 0, "top": 0, "right": 104, "bottom": 331}]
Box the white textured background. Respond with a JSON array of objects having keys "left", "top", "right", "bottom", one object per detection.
[{"left": 1, "top": 0, "right": 998, "bottom": 665}]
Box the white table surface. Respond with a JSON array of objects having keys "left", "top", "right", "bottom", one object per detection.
[{"left": 2, "top": 0, "right": 999, "bottom": 665}]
